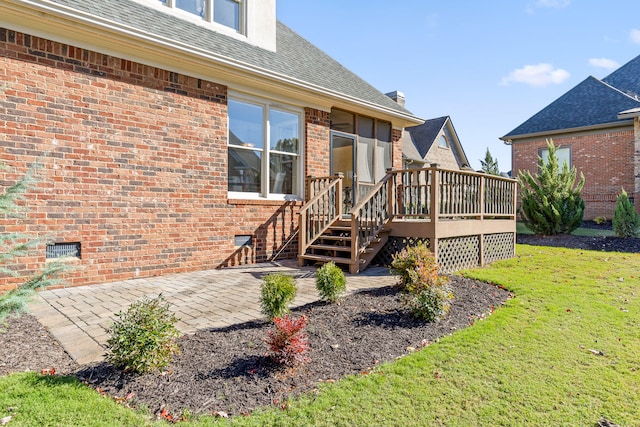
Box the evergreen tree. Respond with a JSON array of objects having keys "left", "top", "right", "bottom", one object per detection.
[
  {"left": 480, "top": 148, "right": 500, "bottom": 175},
  {"left": 517, "top": 140, "right": 585, "bottom": 235},
  {"left": 612, "top": 188, "right": 640, "bottom": 238},
  {"left": 0, "top": 162, "right": 71, "bottom": 326}
]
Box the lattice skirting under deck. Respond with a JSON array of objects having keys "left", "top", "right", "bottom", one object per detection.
[{"left": 373, "top": 233, "right": 515, "bottom": 273}]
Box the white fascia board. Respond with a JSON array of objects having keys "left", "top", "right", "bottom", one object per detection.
[{"left": 2, "top": 0, "right": 423, "bottom": 127}]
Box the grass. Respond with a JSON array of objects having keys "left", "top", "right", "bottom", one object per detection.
[
  {"left": 0, "top": 373, "right": 159, "bottom": 426},
  {"left": 2, "top": 245, "right": 639, "bottom": 426},
  {"left": 516, "top": 222, "right": 615, "bottom": 236}
]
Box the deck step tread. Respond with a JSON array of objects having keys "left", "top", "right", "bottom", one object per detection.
[
  {"left": 300, "top": 254, "right": 354, "bottom": 264},
  {"left": 309, "top": 244, "right": 352, "bottom": 252}
]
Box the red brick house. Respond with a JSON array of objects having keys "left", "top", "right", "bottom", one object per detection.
[
  {"left": 501, "top": 54, "right": 640, "bottom": 220},
  {"left": 0, "top": 0, "right": 424, "bottom": 290}
]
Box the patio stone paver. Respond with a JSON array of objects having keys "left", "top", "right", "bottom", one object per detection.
[{"left": 28, "top": 260, "right": 397, "bottom": 365}]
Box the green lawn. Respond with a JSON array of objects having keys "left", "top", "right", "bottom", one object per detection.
[
  {"left": 516, "top": 222, "right": 616, "bottom": 236},
  {"left": 1, "top": 245, "right": 639, "bottom": 426}
]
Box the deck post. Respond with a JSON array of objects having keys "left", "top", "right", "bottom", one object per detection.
[
  {"left": 429, "top": 164, "right": 439, "bottom": 262},
  {"left": 478, "top": 174, "right": 485, "bottom": 267},
  {"left": 336, "top": 173, "right": 344, "bottom": 217}
]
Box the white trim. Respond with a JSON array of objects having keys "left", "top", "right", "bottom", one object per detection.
[
  {"left": 0, "top": 0, "right": 421, "bottom": 127},
  {"left": 227, "top": 93, "right": 305, "bottom": 200}
]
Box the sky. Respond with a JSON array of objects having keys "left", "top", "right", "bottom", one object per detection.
[{"left": 276, "top": 0, "right": 640, "bottom": 172}]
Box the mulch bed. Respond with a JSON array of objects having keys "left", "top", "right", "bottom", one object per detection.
[{"left": 1, "top": 226, "right": 638, "bottom": 419}]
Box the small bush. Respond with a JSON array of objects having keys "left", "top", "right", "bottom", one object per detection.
[
  {"left": 105, "top": 295, "right": 180, "bottom": 374},
  {"left": 260, "top": 273, "right": 297, "bottom": 320},
  {"left": 389, "top": 241, "right": 432, "bottom": 290},
  {"left": 593, "top": 216, "right": 607, "bottom": 225},
  {"left": 266, "top": 315, "right": 309, "bottom": 367},
  {"left": 390, "top": 243, "right": 453, "bottom": 321},
  {"left": 390, "top": 242, "right": 447, "bottom": 292},
  {"left": 405, "top": 285, "right": 454, "bottom": 321},
  {"left": 613, "top": 188, "right": 640, "bottom": 238},
  {"left": 315, "top": 262, "right": 346, "bottom": 303}
]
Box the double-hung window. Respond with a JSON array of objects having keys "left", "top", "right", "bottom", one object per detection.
[
  {"left": 159, "top": 0, "right": 243, "bottom": 32},
  {"left": 228, "top": 97, "right": 302, "bottom": 199},
  {"left": 540, "top": 145, "right": 571, "bottom": 169}
]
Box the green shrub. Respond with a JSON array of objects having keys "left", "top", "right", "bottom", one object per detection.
[
  {"left": 315, "top": 262, "right": 346, "bottom": 303},
  {"left": 518, "top": 139, "right": 585, "bottom": 235},
  {"left": 260, "top": 273, "right": 297, "bottom": 320},
  {"left": 405, "top": 285, "right": 454, "bottom": 321},
  {"left": 613, "top": 188, "right": 640, "bottom": 238},
  {"left": 105, "top": 295, "right": 180, "bottom": 374}
]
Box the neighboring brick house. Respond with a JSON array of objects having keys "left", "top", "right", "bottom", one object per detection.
[
  {"left": 0, "top": 0, "right": 423, "bottom": 290},
  {"left": 402, "top": 116, "right": 471, "bottom": 171},
  {"left": 501, "top": 54, "right": 640, "bottom": 220}
]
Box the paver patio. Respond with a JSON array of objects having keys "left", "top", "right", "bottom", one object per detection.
[{"left": 27, "top": 260, "right": 397, "bottom": 365}]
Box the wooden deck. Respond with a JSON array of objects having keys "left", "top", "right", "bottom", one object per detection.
[{"left": 299, "top": 166, "right": 517, "bottom": 273}]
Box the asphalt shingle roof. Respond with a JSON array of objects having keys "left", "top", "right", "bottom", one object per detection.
[
  {"left": 502, "top": 55, "right": 640, "bottom": 139},
  {"left": 405, "top": 116, "right": 448, "bottom": 158},
  {"left": 502, "top": 76, "right": 640, "bottom": 139},
  {"left": 46, "top": 0, "right": 413, "bottom": 116},
  {"left": 602, "top": 54, "right": 640, "bottom": 99}
]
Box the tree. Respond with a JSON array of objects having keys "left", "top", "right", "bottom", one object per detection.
[
  {"left": 480, "top": 148, "right": 500, "bottom": 175},
  {"left": 0, "top": 162, "right": 71, "bottom": 325},
  {"left": 517, "top": 140, "right": 585, "bottom": 236},
  {"left": 612, "top": 188, "right": 640, "bottom": 238}
]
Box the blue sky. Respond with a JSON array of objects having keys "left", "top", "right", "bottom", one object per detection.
[{"left": 276, "top": 0, "right": 640, "bottom": 172}]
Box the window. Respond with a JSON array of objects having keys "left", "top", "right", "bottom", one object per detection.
[
  {"left": 159, "top": 0, "right": 243, "bottom": 32},
  {"left": 540, "top": 146, "right": 571, "bottom": 169},
  {"left": 228, "top": 97, "right": 301, "bottom": 198},
  {"left": 438, "top": 135, "right": 449, "bottom": 148}
]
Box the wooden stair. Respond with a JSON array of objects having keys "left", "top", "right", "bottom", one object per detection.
[{"left": 299, "top": 219, "right": 389, "bottom": 273}]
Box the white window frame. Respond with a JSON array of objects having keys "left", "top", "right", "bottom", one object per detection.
[
  {"left": 227, "top": 94, "right": 304, "bottom": 201},
  {"left": 438, "top": 135, "right": 449, "bottom": 149},
  {"left": 158, "top": 0, "right": 245, "bottom": 34},
  {"left": 540, "top": 145, "right": 571, "bottom": 169}
]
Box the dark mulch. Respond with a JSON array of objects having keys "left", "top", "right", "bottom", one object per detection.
[
  {"left": 1, "top": 228, "right": 638, "bottom": 418},
  {"left": 516, "top": 221, "right": 640, "bottom": 253},
  {"left": 1, "top": 276, "right": 510, "bottom": 418}
]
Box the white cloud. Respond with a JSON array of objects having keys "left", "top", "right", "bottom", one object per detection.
[
  {"left": 535, "top": 0, "right": 570, "bottom": 8},
  {"left": 630, "top": 28, "right": 640, "bottom": 44},
  {"left": 501, "top": 63, "right": 570, "bottom": 87},
  {"left": 589, "top": 58, "right": 619, "bottom": 71},
  {"left": 526, "top": 0, "right": 570, "bottom": 13}
]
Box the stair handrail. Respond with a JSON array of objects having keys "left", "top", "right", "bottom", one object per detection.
[
  {"left": 298, "top": 174, "right": 343, "bottom": 259},
  {"left": 349, "top": 172, "right": 393, "bottom": 268}
]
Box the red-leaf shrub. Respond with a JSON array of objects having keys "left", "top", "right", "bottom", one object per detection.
[{"left": 266, "top": 315, "right": 310, "bottom": 367}]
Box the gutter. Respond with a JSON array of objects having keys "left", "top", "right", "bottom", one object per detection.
[
  {"left": 2, "top": 0, "right": 424, "bottom": 126},
  {"left": 500, "top": 119, "right": 635, "bottom": 144}
]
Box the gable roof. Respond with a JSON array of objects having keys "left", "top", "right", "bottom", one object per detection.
[
  {"left": 5, "top": 0, "right": 421, "bottom": 124},
  {"left": 405, "top": 116, "right": 448, "bottom": 158},
  {"left": 402, "top": 116, "right": 471, "bottom": 168},
  {"left": 602, "top": 54, "right": 640, "bottom": 99},
  {"left": 502, "top": 75, "right": 640, "bottom": 140}
]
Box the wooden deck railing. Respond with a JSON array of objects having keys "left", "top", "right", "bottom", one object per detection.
[
  {"left": 349, "top": 173, "right": 392, "bottom": 267},
  {"left": 298, "top": 175, "right": 343, "bottom": 257},
  {"left": 298, "top": 166, "right": 517, "bottom": 273}
]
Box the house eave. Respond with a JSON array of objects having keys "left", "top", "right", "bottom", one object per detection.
[
  {"left": 500, "top": 120, "right": 635, "bottom": 144},
  {"left": 1, "top": 0, "right": 423, "bottom": 128}
]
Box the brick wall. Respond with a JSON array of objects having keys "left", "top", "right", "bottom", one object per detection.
[
  {"left": 511, "top": 129, "right": 636, "bottom": 220},
  {"left": 0, "top": 28, "right": 309, "bottom": 291},
  {"left": 304, "top": 108, "right": 330, "bottom": 177}
]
